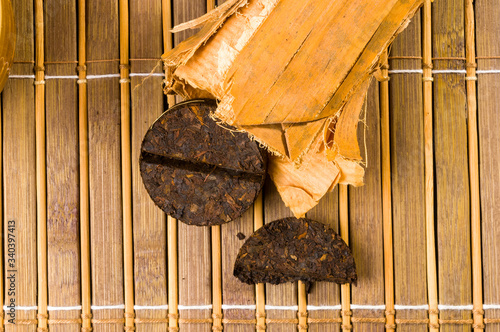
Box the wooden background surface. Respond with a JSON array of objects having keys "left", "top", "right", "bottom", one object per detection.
[{"left": 1, "top": 0, "right": 499, "bottom": 331}]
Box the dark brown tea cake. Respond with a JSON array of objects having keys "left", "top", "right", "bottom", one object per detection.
[
  {"left": 234, "top": 217, "right": 357, "bottom": 285},
  {"left": 140, "top": 99, "right": 267, "bottom": 226}
]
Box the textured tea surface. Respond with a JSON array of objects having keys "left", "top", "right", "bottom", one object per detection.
[
  {"left": 234, "top": 217, "right": 357, "bottom": 286},
  {"left": 140, "top": 99, "right": 267, "bottom": 226}
]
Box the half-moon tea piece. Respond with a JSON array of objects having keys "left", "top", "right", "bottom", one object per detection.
[
  {"left": 234, "top": 217, "right": 357, "bottom": 285},
  {"left": 140, "top": 99, "right": 267, "bottom": 226}
]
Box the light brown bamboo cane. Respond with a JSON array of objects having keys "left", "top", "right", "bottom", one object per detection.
[
  {"left": 162, "top": 1, "right": 179, "bottom": 330},
  {"left": 465, "top": 0, "right": 484, "bottom": 330},
  {"left": 78, "top": 0, "right": 92, "bottom": 330},
  {"left": 206, "top": 3, "right": 223, "bottom": 330},
  {"left": 423, "top": 1, "right": 438, "bottom": 331},
  {"left": 167, "top": 217, "right": 178, "bottom": 331},
  {"left": 0, "top": 90, "right": 4, "bottom": 332},
  {"left": 35, "top": 0, "right": 48, "bottom": 330},
  {"left": 339, "top": 185, "right": 351, "bottom": 332},
  {"left": 212, "top": 225, "right": 223, "bottom": 331},
  {"left": 162, "top": 0, "right": 176, "bottom": 108},
  {"left": 381, "top": 52, "right": 394, "bottom": 321},
  {"left": 298, "top": 281, "right": 308, "bottom": 331},
  {"left": 254, "top": 192, "right": 266, "bottom": 332},
  {"left": 379, "top": 50, "right": 395, "bottom": 332},
  {"left": 119, "top": 0, "right": 135, "bottom": 330}
]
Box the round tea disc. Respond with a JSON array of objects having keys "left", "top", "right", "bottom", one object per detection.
[{"left": 140, "top": 99, "right": 267, "bottom": 226}]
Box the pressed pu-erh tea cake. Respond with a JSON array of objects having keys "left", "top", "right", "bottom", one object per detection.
[{"left": 140, "top": 99, "right": 267, "bottom": 226}]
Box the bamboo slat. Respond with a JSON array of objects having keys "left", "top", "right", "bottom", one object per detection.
[
  {"left": 379, "top": 49, "right": 395, "bottom": 332},
  {"left": 34, "top": 0, "right": 48, "bottom": 330},
  {"left": 221, "top": 208, "right": 255, "bottom": 332},
  {"left": 432, "top": 0, "right": 472, "bottom": 330},
  {"left": 388, "top": 11, "right": 428, "bottom": 332},
  {"left": 464, "top": 1, "right": 483, "bottom": 331},
  {"left": 177, "top": 220, "right": 212, "bottom": 332},
  {"left": 172, "top": 1, "right": 212, "bottom": 331},
  {"left": 422, "top": 1, "right": 438, "bottom": 330},
  {"left": 130, "top": 1, "right": 167, "bottom": 331},
  {"left": 87, "top": 0, "right": 124, "bottom": 330},
  {"left": 212, "top": 224, "right": 223, "bottom": 331},
  {"left": 77, "top": 0, "right": 91, "bottom": 329},
  {"left": 3, "top": 0, "right": 36, "bottom": 331},
  {"left": 339, "top": 185, "right": 350, "bottom": 332},
  {"left": 306, "top": 189, "right": 340, "bottom": 332},
  {"left": 44, "top": 0, "right": 80, "bottom": 330},
  {"left": 162, "top": 1, "right": 178, "bottom": 331},
  {"left": 118, "top": 0, "right": 135, "bottom": 330},
  {"left": 3, "top": 79, "right": 37, "bottom": 332},
  {"left": 254, "top": 193, "right": 266, "bottom": 332},
  {"left": 0, "top": 88, "right": 3, "bottom": 332},
  {"left": 349, "top": 81, "right": 385, "bottom": 332},
  {"left": 210, "top": 2, "right": 222, "bottom": 326},
  {"left": 475, "top": 0, "right": 500, "bottom": 329},
  {"left": 264, "top": 181, "right": 297, "bottom": 332}
]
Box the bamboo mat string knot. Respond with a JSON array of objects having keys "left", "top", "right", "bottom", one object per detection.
[
  {"left": 33, "top": 64, "right": 46, "bottom": 84},
  {"left": 119, "top": 64, "right": 130, "bottom": 84},
  {"left": 385, "top": 323, "right": 397, "bottom": 329},
  {"left": 429, "top": 322, "right": 440, "bottom": 329},
  {"left": 124, "top": 312, "right": 135, "bottom": 319},
  {"left": 37, "top": 313, "right": 49, "bottom": 320},
  {"left": 473, "top": 323, "right": 485, "bottom": 330},
  {"left": 167, "top": 313, "right": 179, "bottom": 320},
  {"left": 211, "top": 326, "right": 223, "bottom": 331},
  {"left": 428, "top": 309, "right": 439, "bottom": 315},
  {"left": 123, "top": 326, "right": 135, "bottom": 331},
  {"left": 81, "top": 328, "right": 92, "bottom": 332},
  {"left": 341, "top": 324, "right": 353, "bottom": 330},
  {"left": 37, "top": 328, "right": 48, "bottom": 332},
  {"left": 473, "top": 309, "right": 485, "bottom": 315},
  {"left": 77, "top": 65, "right": 88, "bottom": 84},
  {"left": 342, "top": 310, "right": 353, "bottom": 317},
  {"left": 81, "top": 313, "right": 92, "bottom": 319}
]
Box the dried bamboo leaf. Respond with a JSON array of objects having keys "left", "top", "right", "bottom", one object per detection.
[{"left": 162, "top": 0, "right": 422, "bottom": 215}]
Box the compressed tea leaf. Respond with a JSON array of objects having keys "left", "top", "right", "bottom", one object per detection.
[
  {"left": 234, "top": 217, "right": 356, "bottom": 285},
  {"left": 140, "top": 99, "right": 267, "bottom": 226}
]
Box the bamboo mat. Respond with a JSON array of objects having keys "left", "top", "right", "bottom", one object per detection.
[{"left": 1, "top": 0, "right": 500, "bottom": 331}]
